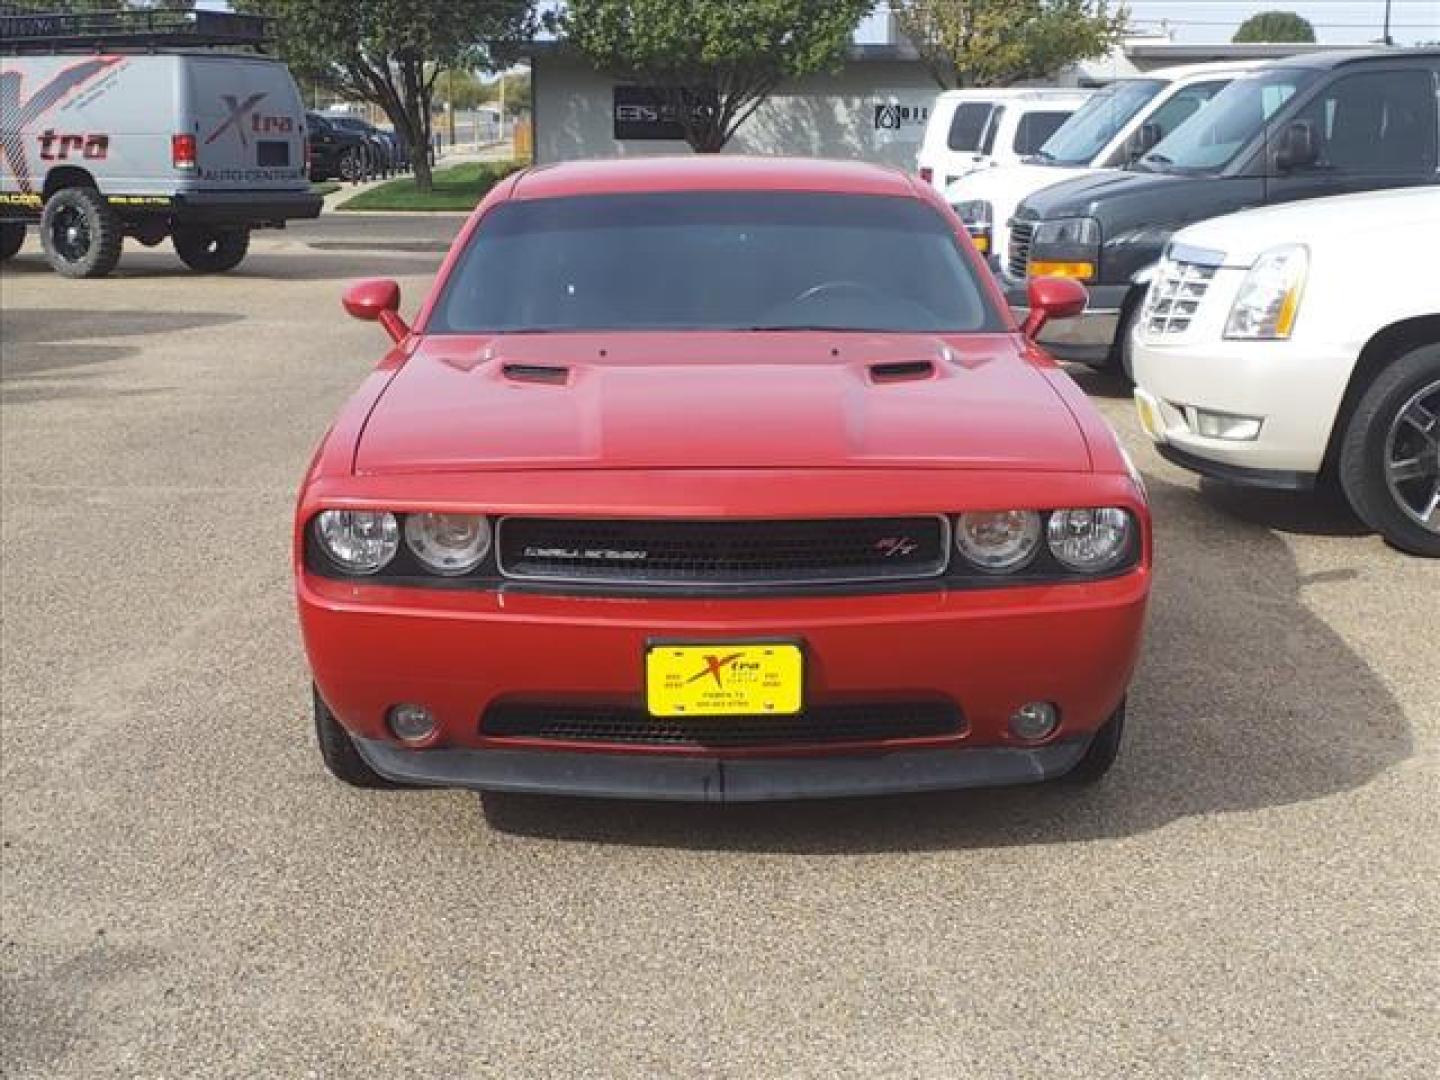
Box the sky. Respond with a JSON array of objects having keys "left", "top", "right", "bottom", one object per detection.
[{"left": 857, "top": 1, "right": 1440, "bottom": 47}]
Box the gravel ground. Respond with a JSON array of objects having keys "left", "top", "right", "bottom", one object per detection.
[{"left": 2, "top": 219, "right": 1436, "bottom": 1078}]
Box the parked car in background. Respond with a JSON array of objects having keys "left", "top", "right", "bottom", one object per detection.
[
  {"left": 945, "top": 62, "right": 1266, "bottom": 264},
  {"left": 1004, "top": 49, "right": 1440, "bottom": 373},
  {"left": 1133, "top": 188, "right": 1439, "bottom": 557},
  {"left": 306, "top": 112, "right": 373, "bottom": 182},
  {"left": 297, "top": 157, "right": 1150, "bottom": 803},
  {"left": 917, "top": 88, "right": 1093, "bottom": 190},
  {"left": 0, "top": 9, "right": 319, "bottom": 277},
  {"left": 327, "top": 115, "right": 401, "bottom": 177}
]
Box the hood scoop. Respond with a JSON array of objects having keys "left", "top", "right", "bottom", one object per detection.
[
  {"left": 502, "top": 362, "right": 570, "bottom": 385},
  {"left": 868, "top": 359, "right": 935, "bottom": 383}
]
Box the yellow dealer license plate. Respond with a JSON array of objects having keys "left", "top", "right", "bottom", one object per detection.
[{"left": 645, "top": 642, "right": 803, "bottom": 717}]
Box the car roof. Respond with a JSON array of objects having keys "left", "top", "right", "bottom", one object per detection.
[
  {"left": 1266, "top": 46, "right": 1440, "bottom": 70},
  {"left": 509, "top": 157, "right": 919, "bottom": 201},
  {"left": 934, "top": 87, "right": 1088, "bottom": 102},
  {"left": 1142, "top": 59, "right": 1273, "bottom": 80}
]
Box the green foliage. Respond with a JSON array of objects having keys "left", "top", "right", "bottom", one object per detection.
[
  {"left": 891, "top": 1, "right": 1127, "bottom": 89},
  {"left": 562, "top": 0, "right": 875, "bottom": 152},
  {"left": 337, "top": 160, "right": 524, "bottom": 212},
  {"left": 235, "top": 1, "right": 536, "bottom": 191},
  {"left": 1232, "top": 11, "right": 1316, "bottom": 44}
]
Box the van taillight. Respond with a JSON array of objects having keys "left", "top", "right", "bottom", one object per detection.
[
  {"left": 172, "top": 133, "right": 197, "bottom": 170},
  {"left": 919, "top": 166, "right": 934, "bottom": 184}
]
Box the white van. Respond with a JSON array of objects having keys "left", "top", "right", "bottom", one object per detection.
[
  {"left": 943, "top": 62, "right": 1266, "bottom": 262},
  {"left": 916, "top": 88, "right": 1093, "bottom": 189}
]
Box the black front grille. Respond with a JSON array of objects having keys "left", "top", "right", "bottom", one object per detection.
[
  {"left": 497, "top": 517, "right": 949, "bottom": 587},
  {"left": 482, "top": 702, "right": 964, "bottom": 747},
  {"left": 1007, "top": 219, "right": 1035, "bottom": 279}
]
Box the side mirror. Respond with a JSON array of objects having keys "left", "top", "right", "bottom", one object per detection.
[
  {"left": 342, "top": 278, "right": 409, "bottom": 343},
  {"left": 1272, "top": 120, "right": 1319, "bottom": 172},
  {"left": 1022, "top": 276, "right": 1088, "bottom": 338},
  {"left": 1128, "top": 121, "right": 1163, "bottom": 160}
]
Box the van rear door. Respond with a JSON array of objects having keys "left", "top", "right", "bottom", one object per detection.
[{"left": 182, "top": 56, "right": 308, "bottom": 191}]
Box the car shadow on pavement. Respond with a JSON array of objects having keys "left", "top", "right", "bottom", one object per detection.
[
  {"left": 479, "top": 471, "right": 1412, "bottom": 852},
  {"left": 1197, "top": 479, "right": 1372, "bottom": 538},
  {"left": 1062, "top": 363, "right": 1132, "bottom": 400},
  {"left": 1, "top": 250, "right": 442, "bottom": 284}
]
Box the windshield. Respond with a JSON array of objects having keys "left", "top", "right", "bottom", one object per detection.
[
  {"left": 430, "top": 192, "right": 1003, "bottom": 335},
  {"left": 1036, "top": 79, "right": 1165, "bottom": 165},
  {"left": 1143, "top": 68, "right": 1319, "bottom": 172}
]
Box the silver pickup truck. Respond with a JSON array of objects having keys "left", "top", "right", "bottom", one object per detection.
[{"left": 1, "top": 9, "right": 320, "bottom": 278}]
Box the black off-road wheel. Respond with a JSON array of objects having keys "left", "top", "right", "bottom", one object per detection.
[
  {"left": 1339, "top": 344, "right": 1440, "bottom": 557},
  {"left": 39, "top": 186, "right": 123, "bottom": 278},
  {"left": 1062, "top": 699, "right": 1125, "bottom": 784},
  {"left": 314, "top": 686, "right": 406, "bottom": 790},
  {"left": 172, "top": 226, "right": 250, "bottom": 273},
  {"left": 0, "top": 222, "right": 25, "bottom": 261}
]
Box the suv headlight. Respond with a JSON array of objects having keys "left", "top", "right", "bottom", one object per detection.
[
  {"left": 1032, "top": 217, "right": 1100, "bottom": 248},
  {"left": 951, "top": 199, "right": 992, "bottom": 226},
  {"left": 1224, "top": 244, "right": 1307, "bottom": 340}
]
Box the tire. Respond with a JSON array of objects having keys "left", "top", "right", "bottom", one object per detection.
[
  {"left": 1338, "top": 344, "right": 1440, "bottom": 557},
  {"left": 39, "top": 186, "right": 122, "bottom": 278},
  {"left": 338, "top": 148, "right": 363, "bottom": 183},
  {"left": 1111, "top": 297, "right": 1142, "bottom": 382},
  {"left": 172, "top": 226, "right": 250, "bottom": 273},
  {"left": 313, "top": 686, "right": 406, "bottom": 789},
  {"left": 1061, "top": 699, "right": 1125, "bottom": 784},
  {"left": 0, "top": 222, "right": 24, "bottom": 260}
]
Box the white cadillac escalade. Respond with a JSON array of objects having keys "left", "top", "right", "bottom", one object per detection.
[{"left": 1132, "top": 186, "right": 1440, "bottom": 557}]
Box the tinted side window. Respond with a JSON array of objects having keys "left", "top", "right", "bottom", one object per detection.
[
  {"left": 1289, "top": 69, "right": 1439, "bottom": 174},
  {"left": 1146, "top": 80, "right": 1229, "bottom": 141},
  {"left": 947, "top": 103, "right": 995, "bottom": 151},
  {"left": 1013, "top": 110, "right": 1071, "bottom": 153}
]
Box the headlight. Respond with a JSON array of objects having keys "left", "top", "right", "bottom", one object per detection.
[
  {"left": 951, "top": 199, "right": 992, "bottom": 226},
  {"left": 955, "top": 510, "right": 1042, "bottom": 572},
  {"left": 314, "top": 510, "right": 399, "bottom": 575},
  {"left": 1224, "top": 244, "right": 1307, "bottom": 340},
  {"left": 1032, "top": 217, "right": 1100, "bottom": 248},
  {"left": 404, "top": 513, "right": 492, "bottom": 575},
  {"left": 1046, "top": 509, "right": 1132, "bottom": 573}
]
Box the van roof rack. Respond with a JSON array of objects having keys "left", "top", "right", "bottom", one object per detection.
[{"left": 0, "top": 7, "right": 272, "bottom": 55}]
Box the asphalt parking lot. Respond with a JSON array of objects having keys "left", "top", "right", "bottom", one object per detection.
[{"left": 2, "top": 217, "right": 1437, "bottom": 1078}]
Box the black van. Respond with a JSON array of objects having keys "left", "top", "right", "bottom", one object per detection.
[{"left": 1004, "top": 49, "right": 1440, "bottom": 373}]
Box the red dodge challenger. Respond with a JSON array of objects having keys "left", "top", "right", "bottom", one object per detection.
[{"left": 295, "top": 157, "right": 1151, "bottom": 802}]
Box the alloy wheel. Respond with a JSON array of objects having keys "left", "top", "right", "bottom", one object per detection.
[{"left": 1384, "top": 378, "right": 1440, "bottom": 534}]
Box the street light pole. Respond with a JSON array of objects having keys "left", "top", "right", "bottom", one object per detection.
[{"left": 1383, "top": 0, "right": 1394, "bottom": 45}]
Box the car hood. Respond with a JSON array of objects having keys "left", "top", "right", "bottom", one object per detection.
[
  {"left": 1016, "top": 167, "right": 1187, "bottom": 219},
  {"left": 354, "top": 332, "right": 1092, "bottom": 475}
]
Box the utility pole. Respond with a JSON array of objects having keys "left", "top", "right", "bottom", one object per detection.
[
  {"left": 498, "top": 70, "right": 506, "bottom": 144},
  {"left": 447, "top": 68, "right": 457, "bottom": 147},
  {"left": 1383, "top": 0, "right": 1394, "bottom": 45}
]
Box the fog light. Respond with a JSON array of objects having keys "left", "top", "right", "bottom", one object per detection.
[
  {"left": 387, "top": 703, "right": 436, "bottom": 743},
  {"left": 1191, "top": 408, "right": 1262, "bottom": 441},
  {"left": 1009, "top": 701, "right": 1059, "bottom": 741}
]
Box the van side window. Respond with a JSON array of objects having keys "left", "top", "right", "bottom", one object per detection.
[
  {"left": 947, "top": 104, "right": 995, "bottom": 151},
  {"left": 1146, "top": 80, "right": 1229, "bottom": 142},
  {"left": 1290, "top": 69, "right": 1439, "bottom": 174},
  {"left": 1013, "top": 110, "right": 1070, "bottom": 154}
]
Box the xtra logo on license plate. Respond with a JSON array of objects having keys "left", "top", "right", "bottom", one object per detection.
[{"left": 646, "top": 643, "right": 803, "bottom": 717}]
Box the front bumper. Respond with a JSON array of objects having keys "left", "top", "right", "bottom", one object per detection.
[
  {"left": 354, "top": 734, "right": 1092, "bottom": 802},
  {"left": 1005, "top": 280, "right": 1127, "bottom": 363},
  {"left": 300, "top": 570, "right": 1148, "bottom": 797},
  {"left": 1131, "top": 331, "right": 1354, "bottom": 482}
]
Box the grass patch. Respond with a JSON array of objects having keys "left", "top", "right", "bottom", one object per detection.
[
  {"left": 311, "top": 181, "right": 342, "bottom": 197},
  {"left": 337, "top": 161, "right": 524, "bottom": 212}
]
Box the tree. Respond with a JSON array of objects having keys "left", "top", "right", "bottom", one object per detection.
[
  {"left": 562, "top": 0, "right": 875, "bottom": 153},
  {"left": 236, "top": 1, "right": 537, "bottom": 191},
  {"left": 1232, "top": 11, "right": 1316, "bottom": 43},
  {"left": 891, "top": 1, "right": 1126, "bottom": 89}
]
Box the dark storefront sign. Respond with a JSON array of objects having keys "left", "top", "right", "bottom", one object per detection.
[{"left": 613, "top": 86, "right": 687, "bottom": 141}]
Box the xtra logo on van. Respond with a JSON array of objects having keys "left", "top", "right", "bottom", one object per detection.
[{"left": 204, "top": 93, "right": 296, "bottom": 147}]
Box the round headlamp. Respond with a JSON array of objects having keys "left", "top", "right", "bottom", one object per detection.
[
  {"left": 404, "top": 513, "right": 491, "bottom": 576},
  {"left": 955, "top": 510, "right": 1042, "bottom": 572},
  {"left": 314, "top": 510, "right": 399, "bottom": 575},
  {"left": 1046, "top": 508, "right": 1132, "bottom": 573}
]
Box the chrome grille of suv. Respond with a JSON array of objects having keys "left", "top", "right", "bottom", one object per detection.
[
  {"left": 1007, "top": 219, "right": 1035, "bottom": 279},
  {"left": 496, "top": 517, "right": 950, "bottom": 588},
  {"left": 1142, "top": 258, "right": 1218, "bottom": 336}
]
